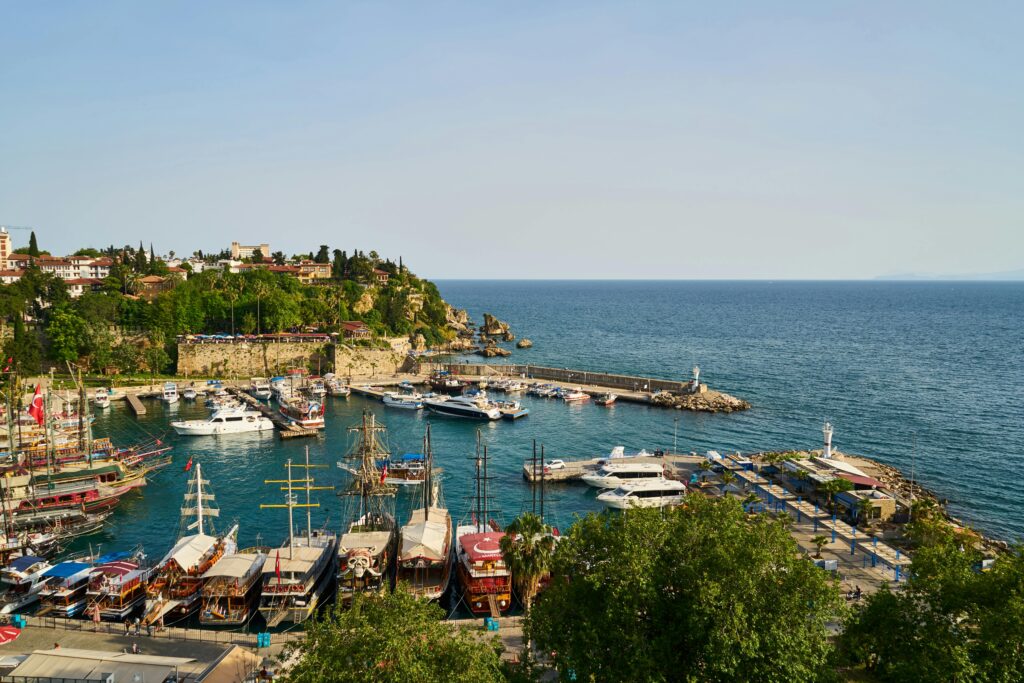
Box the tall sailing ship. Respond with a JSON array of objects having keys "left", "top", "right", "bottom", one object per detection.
[
  {"left": 258, "top": 448, "right": 337, "bottom": 627},
  {"left": 142, "top": 463, "right": 237, "bottom": 626},
  {"left": 397, "top": 425, "right": 452, "bottom": 601},
  {"left": 455, "top": 441, "right": 512, "bottom": 616},
  {"left": 336, "top": 412, "right": 397, "bottom": 604}
]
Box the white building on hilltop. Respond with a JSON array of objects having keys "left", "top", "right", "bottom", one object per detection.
[{"left": 230, "top": 242, "right": 270, "bottom": 260}]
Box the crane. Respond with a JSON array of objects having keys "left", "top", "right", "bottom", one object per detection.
[{"left": 0, "top": 225, "right": 33, "bottom": 232}]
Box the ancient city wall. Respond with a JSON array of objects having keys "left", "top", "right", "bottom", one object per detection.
[{"left": 177, "top": 338, "right": 415, "bottom": 378}]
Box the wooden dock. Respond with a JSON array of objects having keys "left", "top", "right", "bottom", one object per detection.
[
  {"left": 126, "top": 393, "right": 146, "bottom": 415},
  {"left": 228, "top": 388, "right": 321, "bottom": 440}
]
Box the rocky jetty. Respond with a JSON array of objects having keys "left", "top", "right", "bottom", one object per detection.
[
  {"left": 516, "top": 338, "right": 533, "bottom": 349},
  {"left": 651, "top": 390, "right": 751, "bottom": 413}
]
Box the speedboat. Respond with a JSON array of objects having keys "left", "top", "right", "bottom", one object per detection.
[
  {"left": 423, "top": 393, "right": 500, "bottom": 420},
  {"left": 561, "top": 389, "right": 590, "bottom": 402},
  {"left": 171, "top": 406, "right": 275, "bottom": 436},
  {"left": 161, "top": 382, "right": 179, "bottom": 404},
  {"left": 93, "top": 388, "right": 111, "bottom": 409},
  {"left": 382, "top": 392, "right": 423, "bottom": 410},
  {"left": 326, "top": 378, "right": 351, "bottom": 397},
  {"left": 306, "top": 377, "right": 328, "bottom": 398},
  {"left": 597, "top": 479, "right": 687, "bottom": 510},
  {"left": 581, "top": 462, "right": 665, "bottom": 489},
  {"left": 182, "top": 387, "right": 198, "bottom": 401},
  {"left": 595, "top": 393, "right": 617, "bottom": 406}
]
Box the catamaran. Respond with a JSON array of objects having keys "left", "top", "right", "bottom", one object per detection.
[
  {"left": 258, "top": 449, "right": 337, "bottom": 626},
  {"left": 397, "top": 426, "right": 452, "bottom": 601},
  {"left": 336, "top": 412, "right": 397, "bottom": 604},
  {"left": 142, "top": 463, "right": 237, "bottom": 626}
]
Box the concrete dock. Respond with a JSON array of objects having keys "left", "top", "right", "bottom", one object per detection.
[{"left": 228, "top": 388, "right": 321, "bottom": 440}]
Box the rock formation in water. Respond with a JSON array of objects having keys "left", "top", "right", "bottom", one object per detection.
[
  {"left": 650, "top": 390, "right": 751, "bottom": 413},
  {"left": 516, "top": 338, "right": 533, "bottom": 349}
]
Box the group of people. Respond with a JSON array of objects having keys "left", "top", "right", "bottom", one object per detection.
[{"left": 846, "top": 585, "right": 863, "bottom": 601}]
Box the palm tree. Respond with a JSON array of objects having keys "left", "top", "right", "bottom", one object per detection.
[
  {"left": 856, "top": 496, "right": 875, "bottom": 527},
  {"left": 719, "top": 469, "right": 736, "bottom": 493},
  {"left": 817, "top": 478, "right": 854, "bottom": 511},
  {"left": 499, "top": 512, "right": 556, "bottom": 616},
  {"left": 811, "top": 535, "right": 829, "bottom": 559}
]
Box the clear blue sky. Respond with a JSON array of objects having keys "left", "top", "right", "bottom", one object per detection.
[{"left": 2, "top": 2, "right": 1022, "bottom": 279}]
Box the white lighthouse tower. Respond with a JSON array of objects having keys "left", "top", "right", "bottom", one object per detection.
[
  {"left": 690, "top": 366, "right": 700, "bottom": 392},
  {"left": 822, "top": 421, "right": 834, "bottom": 459}
]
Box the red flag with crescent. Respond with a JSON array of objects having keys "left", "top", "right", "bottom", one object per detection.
[
  {"left": 183, "top": 456, "right": 193, "bottom": 473},
  {"left": 27, "top": 385, "right": 44, "bottom": 426},
  {"left": 379, "top": 464, "right": 388, "bottom": 484},
  {"left": 275, "top": 550, "right": 281, "bottom": 585}
]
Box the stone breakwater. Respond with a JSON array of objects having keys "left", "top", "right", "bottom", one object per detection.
[{"left": 651, "top": 389, "right": 752, "bottom": 413}]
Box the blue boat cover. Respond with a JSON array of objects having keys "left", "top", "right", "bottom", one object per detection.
[
  {"left": 43, "top": 562, "right": 92, "bottom": 579},
  {"left": 8, "top": 556, "right": 43, "bottom": 571},
  {"left": 94, "top": 551, "right": 132, "bottom": 565},
  {"left": 399, "top": 453, "right": 424, "bottom": 462}
]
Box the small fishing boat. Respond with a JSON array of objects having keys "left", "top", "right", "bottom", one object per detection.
[
  {"left": 561, "top": 389, "right": 590, "bottom": 403},
  {"left": 382, "top": 392, "right": 423, "bottom": 410},
  {"left": 429, "top": 371, "right": 463, "bottom": 393},
  {"left": 171, "top": 406, "right": 274, "bottom": 436},
  {"left": 306, "top": 377, "right": 327, "bottom": 399},
  {"left": 182, "top": 386, "right": 197, "bottom": 401},
  {"left": 0, "top": 556, "right": 53, "bottom": 614},
  {"left": 595, "top": 393, "right": 617, "bottom": 406},
  {"left": 200, "top": 550, "right": 267, "bottom": 627},
  {"left": 161, "top": 382, "right": 179, "bottom": 405},
  {"left": 93, "top": 388, "right": 111, "bottom": 410},
  {"left": 326, "top": 377, "right": 351, "bottom": 397}
]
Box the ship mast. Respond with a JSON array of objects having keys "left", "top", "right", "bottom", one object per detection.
[{"left": 262, "top": 451, "right": 331, "bottom": 560}]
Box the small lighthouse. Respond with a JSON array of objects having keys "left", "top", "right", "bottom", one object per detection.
[
  {"left": 690, "top": 366, "right": 700, "bottom": 392},
  {"left": 822, "top": 421, "right": 834, "bottom": 459}
]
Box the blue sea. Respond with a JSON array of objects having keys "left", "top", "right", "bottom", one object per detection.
[{"left": 85, "top": 281, "right": 1024, "bottom": 570}]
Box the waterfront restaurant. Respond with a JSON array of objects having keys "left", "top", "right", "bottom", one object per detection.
[{"left": 835, "top": 489, "right": 898, "bottom": 524}]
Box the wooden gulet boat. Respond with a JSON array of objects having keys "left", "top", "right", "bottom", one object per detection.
[
  {"left": 336, "top": 412, "right": 397, "bottom": 604},
  {"left": 455, "top": 439, "right": 511, "bottom": 617},
  {"left": 85, "top": 552, "right": 150, "bottom": 621},
  {"left": 200, "top": 548, "right": 267, "bottom": 627},
  {"left": 142, "top": 463, "right": 237, "bottom": 626},
  {"left": 258, "top": 448, "right": 337, "bottom": 627},
  {"left": 397, "top": 425, "right": 453, "bottom": 601}
]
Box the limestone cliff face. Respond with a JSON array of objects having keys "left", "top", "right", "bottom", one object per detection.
[
  {"left": 445, "top": 305, "right": 470, "bottom": 334},
  {"left": 353, "top": 288, "right": 376, "bottom": 315}
]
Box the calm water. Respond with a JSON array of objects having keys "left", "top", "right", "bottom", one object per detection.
[{"left": 83, "top": 280, "right": 1024, "bottom": 565}]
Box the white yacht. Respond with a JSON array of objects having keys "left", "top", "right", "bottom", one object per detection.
[
  {"left": 597, "top": 479, "right": 687, "bottom": 509},
  {"left": 423, "top": 393, "right": 500, "bottom": 420},
  {"left": 161, "top": 382, "right": 179, "bottom": 404},
  {"left": 249, "top": 377, "right": 272, "bottom": 400},
  {"left": 581, "top": 462, "right": 665, "bottom": 489},
  {"left": 382, "top": 392, "right": 423, "bottom": 410},
  {"left": 170, "top": 406, "right": 275, "bottom": 436},
  {"left": 93, "top": 388, "right": 111, "bottom": 410},
  {"left": 0, "top": 556, "right": 53, "bottom": 614},
  {"left": 182, "top": 386, "right": 198, "bottom": 401}
]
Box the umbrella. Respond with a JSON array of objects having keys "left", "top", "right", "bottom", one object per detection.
[{"left": 0, "top": 626, "right": 21, "bottom": 644}]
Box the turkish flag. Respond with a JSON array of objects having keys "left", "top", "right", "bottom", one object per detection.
[
  {"left": 183, "top": 456, "right": 193, "bottom": 473},
  {"left": 27, "top": 385, "right": 43, "bottom": 426},
  {"left": 275, "top": 550, "right": 281, "bottom": 586},
  {"left": 379, "top": 464, "right": 388, "bottom": 484}
]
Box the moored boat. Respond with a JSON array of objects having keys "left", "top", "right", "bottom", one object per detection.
[
  {"left": 93, "top": 389, "right": 111, "bottom": 410},
  {"left": 397, "top": 426, "right": 452, "bottom": 601},
  {"left": 171, "top": 406, "right": 274, "bottom": 436},
  {"left": 429, "top": 371, "right": 463, "bottom": 393},
  {"left": 86, "top": 553, "right": 149, "bottom": 621},
  {"left": 382, "top": 392, "right": 423, "bottom": 410},
  {"left": 279, "top": 398, "right": 325, "bottom": 429},
  {"left": 594, "top": 393, "right": 617, "bottom": 406},
  {"left": 200, "top": 549, "right": 267, "bottom": 626},
  {"left": 0, "top": 556, "right": 53, "bottom": 614},
  {"left": 596, "top": 479, "right": 687, "bottom": 509},
  {"left": 37, "top": 561, "right": 94, "bottom": 617},
  {"left": 162, "top": 382, "right": 179, "bottom": 404},
  {"left": 423, "top": 393, "right": 500, "bottom": 420},
  {"left": 258, "top": 450, "right": 337, "bottom": 627},
  {"left": 249, "top": 378, "right": 272, "bottom": 400},
  {"left": 456, "top": 441, "right": 511, "bottom": 616},
  {"left": 581, "top": 462, "right": 666, "bottom": 489}
]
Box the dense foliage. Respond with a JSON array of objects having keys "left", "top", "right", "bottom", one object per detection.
[
  {"left": 838, "top": 516, "right": 1024, "bottom": 682},
  {"left": 528, "top": 497, "right": 845, "bottom": 683},
  {"left": 280, "top": 588, "right": 506, "bottom": 683},
  {"left": 0, "top": 243, "right": 454, "bottom": 375}
]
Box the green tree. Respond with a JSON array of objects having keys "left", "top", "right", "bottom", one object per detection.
[
  {"left": 45, "top": 306, "right": 89, "bottom": 362},
  {"left": 271, "top": 250, "right": 286, "bottom": 266},
  {"left": 280, "top": 589, "right": 505, "bottom": 683},
  {"left": 28, "top": 231, "right": 39, "bottom": 257},
  {"left": 500, "top": 512, "right": 556, "bottom": 615},
  {"left": 4, "top": 316, "right": 41, "bottom": 375},
  {"left": 331, "top": 249, "right": 347, "bottom": 279},
  {"left": 817, "top": 478, "right": 854, "bottom": 510},
  {"left": 812, "top": 534, "right": 829, "bottom": 558},
  {"left": 314, "top": 244, "right": 330, "bottom": 263},
  {"left": 529, "top": 499, "right": 844, "bottom": 682},
  {"left": 250, "top": 248, "right": 264, "bottom": 263}
]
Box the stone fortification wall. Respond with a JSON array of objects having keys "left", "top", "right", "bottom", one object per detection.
[
  {"left": 332, "top": 343, "right": 414, "bottom": 379},
  {"left": 177, "top": 341, "right": 333, "bottom": 378},
  {"left": 439, "top": 363, "right": 697, "bottom": 394}
]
